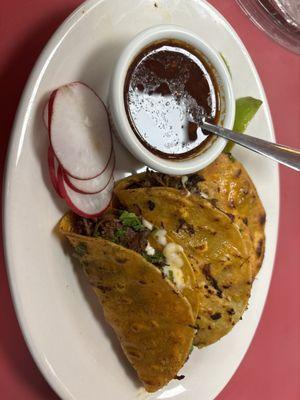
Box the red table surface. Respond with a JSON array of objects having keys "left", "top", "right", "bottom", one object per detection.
[{"left": 0, "top": 1, "right": 299, "bottom": 399}]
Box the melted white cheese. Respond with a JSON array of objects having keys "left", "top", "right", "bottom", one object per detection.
[
  {"left": 145, "top": 242, "right": 155, "bottom": 256},
  {"left": 154, "top": 229, "right": 167, "bottom": 246},
  {"left": 142, "top": 218, "right": 153, "bottom": 231},
  {"left": 172, "top": 268, "right": 184, "bottom": 290},
  {"left": 162, "top": 265, "right": 185, "bottom": 290},
  {"left": 162, "top": 243, "right": 185, "bottom": 289},
  {"left": 163, "top": 243, "right": 184, "bottom": 268}
]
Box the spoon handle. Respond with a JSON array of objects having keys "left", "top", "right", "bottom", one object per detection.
[{"left": 202, "top": 121, "right": 300, "bottom": 171}]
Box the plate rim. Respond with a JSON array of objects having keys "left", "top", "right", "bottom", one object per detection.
[{"left": 2, "top": 1, "right": 280, "bottom": 399}]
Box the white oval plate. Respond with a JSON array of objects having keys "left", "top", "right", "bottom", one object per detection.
[{"left": 3, "top": 1, "right": 279, "bottom": 399}]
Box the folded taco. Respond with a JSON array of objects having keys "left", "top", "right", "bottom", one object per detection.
[
  {"left": 59, "top": 209, "right": 199, "bottom": 392},
  {"left": 114, "top": 167, "right": 254, "bottom": 348},
  {"left": 190, "top": 152, "right": 266, "bottom": 277}
]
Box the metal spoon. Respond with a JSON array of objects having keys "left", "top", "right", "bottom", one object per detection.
[{"left": 200, "top": 120, "right": 300, "bottom": 171}]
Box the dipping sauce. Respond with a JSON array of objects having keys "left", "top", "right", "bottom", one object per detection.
[{"left": 124, "top": 39, "right": 220, "bottom": 160}]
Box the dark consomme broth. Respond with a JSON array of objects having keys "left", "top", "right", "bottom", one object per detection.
[{"left": 124, "top": 39, "right": 220, "bottom": 160}]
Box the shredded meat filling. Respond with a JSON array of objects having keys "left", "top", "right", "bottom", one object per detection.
[
  {"left": 127, "top": 169, "right": 204, "bottom": 193},
  {"left": 74, "top": 211, "right": 150, "bottom": 254}
]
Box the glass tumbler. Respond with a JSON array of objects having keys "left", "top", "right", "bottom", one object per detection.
[{"left": 236, "top": 0, "right": 300, "bottom": 54}]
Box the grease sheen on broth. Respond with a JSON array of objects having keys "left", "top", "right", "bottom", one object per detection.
[{"left": 124, "top": 39, "right": 220, "bottom": 160}]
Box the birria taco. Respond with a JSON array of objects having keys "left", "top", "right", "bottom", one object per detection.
[
  {"left": 190, "top": 152, "right": 266, "bottom": 277},
  {"left": 59, "top": 209, "right": 199, "bottom": 392},
  {"left": 114, "top": 156, "right": 260, "bottom": 348}
]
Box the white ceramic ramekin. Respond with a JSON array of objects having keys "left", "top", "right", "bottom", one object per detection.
[{"left": 109, "top": 25, "right": 235, "bottom": 175}]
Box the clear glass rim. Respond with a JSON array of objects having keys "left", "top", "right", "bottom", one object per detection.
[{"left": 236, "top": 0, "right": 300, "bottom": 54}]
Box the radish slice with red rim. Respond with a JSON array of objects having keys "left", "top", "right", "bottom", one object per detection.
[
  {"left": 44, "top": 90, "right": 57, "bottom": 135},
  {"left": 57, "top": 166, "right": 114, "bottom": 218},
  {"left": 43, "top": 101, "right": 49, "bottom": 129},
  {"left": 64, "top": 151, "right": 115, "bottom": 194},
  {"left": 50, "top": 82, "right": 112, "bottom": 180},
  {"left": 47, "top": 147, "right": 63, "bottom": 198}
]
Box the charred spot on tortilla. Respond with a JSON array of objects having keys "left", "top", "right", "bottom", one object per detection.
[
  {"left": 210, "top": 198, "right": 218, "bottom": 207},
  {"left": 148, "top": 200, "right": 155, "bottom": 210},
  {"left": 243, "top": 217, "right": 249, "bottom": 226},
  {"left": 259, "top": 213, "right": 266, "bottom": 225},
  {"left": 210, "top": 312, "right": 222, "bottom": 320},
  {"left": 256, "top": 239, "right": 264, "bottom": 257},
  {"left": 227, "top": 308, "right": 235, "bottom": 315},
  {"left": 235, "top": 168, "right": 242, "bottom": 178},
  {"left": 95, "top": 285, "right": 113, "bottom": 293},
  {"left": 177, "top": 218, "right": 195, "bottom": 234},
  {"left": 222, "top": 284, "right": 231, "bottom": 289},
  {"left": 115, "top": 257, "right": 128, "bottom": 264},
  {"left": 202, "top": 264, "right": 223, "bottom": 299},
  {"left": 227, "top": 213, "right": 235, "bottom": 222},
  {"left": 175, "top": 375, "right": 185, "bottom": 380}
]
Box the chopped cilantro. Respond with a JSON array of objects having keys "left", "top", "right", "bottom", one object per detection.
[
  {"left": 111, "top": 228, "right": 126, "bottom": 244},
  {"left": 189, "top": 345, "right": 194, "bottom": 355},
  {"left": 119, "top": 211, "right": 143, "bottom": 231},
  {"left": 74, "top": 242, "right": 87, "bottom": 257},
  {"left": 142, "top": 250, "right": 166, "bottom": 266},
  {"left": 115, "top": 228, "right": 126, "bottom": 238},
  {"left": 168, "top": 269, "right": 174, "bottom": 282}
]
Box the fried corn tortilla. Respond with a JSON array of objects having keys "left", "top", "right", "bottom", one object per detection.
[
  {"left": 60, "top": 212, "right": 197, "bottom": 392},
  {"left": 194, "top": 152, "right": 266, "bottom": 276},
  {"left": 115, "top": 184, "right": 253, "bottom": 347}
]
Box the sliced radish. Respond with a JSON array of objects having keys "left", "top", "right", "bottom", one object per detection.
[
  {"left": 44, "top": 90, "right": 57, "bottom": 133},
  {"left": 43, "top": 101, "right": 49, "bottom": 129},
  {"left": 57, "top": 166, "right": 114, "bottom": 218},
  {"left": 50, "top": 82, "right": 112, "bottom": 180},
  {"left": 64, "top": 151, "right": 115, "bottom": 194},
  {"left": 48, "top": 147, "right": 63, "bottom": 198}
]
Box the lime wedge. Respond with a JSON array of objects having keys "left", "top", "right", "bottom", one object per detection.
[{"left": 224, "top": 97, "right": 262, "bottom": 153}]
